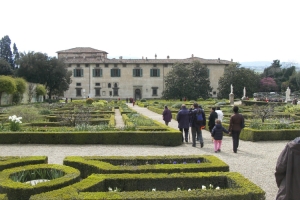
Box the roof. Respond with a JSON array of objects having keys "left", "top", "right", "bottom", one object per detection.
[
  {"left": 62, "top": 57, "right": 233, "bottom": 65},
  {"left": 56, "top": 47, "right": 108, "bottom": 54}
]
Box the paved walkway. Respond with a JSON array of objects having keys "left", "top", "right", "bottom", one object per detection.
[{"left": 0, "top": 103, "right": 288, "bottom": 200}]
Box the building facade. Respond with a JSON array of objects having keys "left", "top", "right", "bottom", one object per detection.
[{"left": 57, "top": 47, "right": 233, "bottom": 100}]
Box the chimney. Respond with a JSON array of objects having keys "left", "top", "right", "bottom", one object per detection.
[
  {"left": 218, "top": 58, "right": 220, "bottom": 63},
  {"left": 119, "top": 56, "right": 122, "bottom": 59},
  {"left": 142, "top": 56, "right": 144, "bottom": 59},
  {"left": 192, "top": 54, "right": 194, "bottom": 58},
  {"left": 167, "top": 55, "right": 169, "bottom": 59},
  {"left": 146, "top": 57, "right": 148, "bottom": 61},
  {"left": 155, "top": 54, "right": 157, "bottom": 59},
  {"left": 231, "top": 58, "right": 233, "bottom": 62}
]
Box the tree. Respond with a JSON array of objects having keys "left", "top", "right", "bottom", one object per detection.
[
  {"left": 12, "top": 77, "right": 27, "bottom": 104},
  {"left": 12, "top": 43, "right": 20, "bottom": 69},
  {"left": 162, "top": 61, "right": 212, "bottom": 100},
  {"left": 0, "top": 75, "right": 16, "bottom": 105},
  {"left": 17, "top": 52, "right": 72, "bottom": 99},
  {"left": 0, "top": 35, "right": 14, "bottom": 69},
  {"left": 252, "top": 104, "right": 275, "bottom": 123},
  {"left": 0, "top": 59, "right": 13, "bottom": 75},
  {"left": 259, "top": 77, "right": 278, "bottom": 92},
  {"left": 218, "top": 63, "right": 260, "bottom": 98}
]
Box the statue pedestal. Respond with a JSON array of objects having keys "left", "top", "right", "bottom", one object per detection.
[{"left": 229, "top": 93, "right": 234, "bottom": 106}]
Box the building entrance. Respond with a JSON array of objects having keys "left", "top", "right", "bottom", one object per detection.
[{"left": 135, "top": 89, "right": 141, "bottom": 100}]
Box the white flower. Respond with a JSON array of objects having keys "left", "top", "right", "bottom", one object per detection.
[
  {"left": 202, "top": 185, "right": 206, "bottom": 190},
  {"left": 108, "top": 187, "right": 112, "bottom": 192},
  {"left": 209, "top": 184, "right": 213, "bottom": 189},
  {"left": 177, "top": 187, "right": 181, "bottom": 191},
  {"left": 188, "top": 188, "right": 191, "bottom": 192},
  {"left": 114, "top": 187, "right": 118, "bottom": 192},
  {"left": 152, "top": 188, "right": 156, "bottom": 191},
  {"left": 216, "top": 186, "right": 220, "bottom": 190}
]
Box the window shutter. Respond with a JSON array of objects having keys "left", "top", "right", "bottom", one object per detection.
[
  {"left": 157, "top": 69, "right": 160, "bottom": 77},
  {"left": 150, "top": 69, "right": 153, "bottom": 77},
  {"left": 92, "top": 69, "right": 95, "bottom": 77},
  {"left": 73, "top": 69, "right": 76, "bottom": 77},
  {"left": 118, "top": 69, "right": 121, "bottom": 77},
  {"left": 110, "top": 69, "right": 113, "bottom": 77},
  {"left": 141, "top": 69, "right": 143, "bottom": 77},
  {"left": 81, "top": 69, "right": 83, "bottom": 77},
  {"left": 100, "top": 69, "right": 103, "bottom": 77},
  {"left": 133, "top": 69, "right": 136, "bottom": 77}
]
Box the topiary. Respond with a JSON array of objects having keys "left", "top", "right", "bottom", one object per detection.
[
  {"left": 86, "top": 98, "right": 94, "bottom": 104},
  {"left": 140, "top": 99, "right": 147, "bottom": 102}
]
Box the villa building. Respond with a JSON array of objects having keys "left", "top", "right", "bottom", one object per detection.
[{"left": 57, "top": 47, "right": 233, "bottom": 100}]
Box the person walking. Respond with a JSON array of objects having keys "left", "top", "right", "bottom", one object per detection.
[
  {"left": 215, "top": 107, "right": 224, "bottom": 122},
  {"left": 275, "top": 137, "right": 300, "bottom": 200},
  {"left": 208, "top": 107, "right": 218, "bottom": 132},
  {"left": 177, "top": 104, "right": 190, "bottom": 142},
  {"left": 162, "top": 105, "right": 172, "bottom": 126},
  {"left": 189, "top": 103, "right": 206, "bottom": 148},
  {"left": 228, "top": 106, "right": 245, "bottom": 153},
  {"left": 211, "top": 119, "right": 229, "bottom": 153}
]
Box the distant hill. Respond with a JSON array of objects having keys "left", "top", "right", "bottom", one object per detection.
[{"left": 240, "top": 61, "right": 300, "bottom": 73}]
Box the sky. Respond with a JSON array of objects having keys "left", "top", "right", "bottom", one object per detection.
[{"left": 1, "top": 0, "right": 299, "bottom": 64}]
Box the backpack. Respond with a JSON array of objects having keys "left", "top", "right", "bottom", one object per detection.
[{"left": 196, "top": 109, "right": 203, "bottom": 122}]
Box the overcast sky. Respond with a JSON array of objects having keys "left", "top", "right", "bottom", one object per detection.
[{"left": 1, "top": 0, "right": 299, "bottom": 63}]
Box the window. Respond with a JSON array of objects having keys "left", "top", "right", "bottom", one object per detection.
[
  {"left": 150, "top": 69, "right": 160, "bottom": 77},
  {"left": 76, "top": 83, "right": 81, "bottom": 86},
  {"left": 114, "top": 64, "right": 118, "bottom": 67},
  {"left": 93, "top": 68, "right": 102, "bottom": 77},
  {"left": 136, "top": 64, "right": 140, "bottom": 67},
  {"left": 152, "top": 87, "right": 158, "bottom": 96},
  {"left": 207, "top": 69, "right": 210, "bottom": 77},
  {"left": 122, "top": 64, "right": 127, "bottom": 67},
  {"left": 96, "top": 64, "right": 99, "bottom": 67},
  {"left": 113, "top": 88, "right": 119, "bottom": 96},
  {"left": 95, "top": 88, "right": 101, "bottom": 96},
  {"left": 68, "top": 64, "right": 72, "bottom": 67},
  {"left": 95, "top": 83, "right": 100, "bottom": 86},
  {"left": 133, "top": 69, "right": 143, "bottom": 77},
  {"left": 153, "top": 64, "right": 157, "bottom": 67},
  {"left": 114, "top": 83, "right": 118, "bottom": 88},
  {"left": 108, "top": 83, "right": 111, "bottom": 88},
  {"left": 163, "top": 64, "right": 168, "bottom": 67},
  {"left": 73, "top": 69, "right": 84, "bottom": 77},
  {"left": 105, "top": 64, "right": 109, "bottom": 68},
  {"left": 85, "top": 64, "right": 90, "bottom": 67},
  {"left": 111, "top": 69, "right": 121, "bottom": 77},
  {"left": 76, "top": 88, "right": 82, "bottom": 96},
  {"left": 77, "top": 64, "right": 80, "bottom": 67},
  {"left": 213, "top": 91, "right": 216, "bottom": 95},
  {"left": 102, "top": 91, "right": 106, "bottom": 96},
  {"left": 109, "top": 91, "right": 112, "bottom": 96}
]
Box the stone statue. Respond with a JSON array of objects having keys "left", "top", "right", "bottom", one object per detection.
[
  {"left": 286, "top": 87, "right": 291, "bottom": 102},
  {"left": 230, "top": 84, "right": 233, "bottom": 94},
  {"left": 243, "top": 87, "right": 246, "bottom": 97}
]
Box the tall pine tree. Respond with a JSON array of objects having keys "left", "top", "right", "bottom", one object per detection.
[
  {"left": 13, "top": 43, "right": 20, "bottom": 69},
  {"left": 0, "top": 35, "right": 14, "bottom": 69}
]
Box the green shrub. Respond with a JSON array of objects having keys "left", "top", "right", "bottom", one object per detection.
[
  {"left": 7, "top": 105, "right": 41, "bottom": 123},
  {"left": 140, "top": 99, "right": 147, "bottom": 102},
  {"left": 86, "top": 98, "right": 94, "bottom": 104}
]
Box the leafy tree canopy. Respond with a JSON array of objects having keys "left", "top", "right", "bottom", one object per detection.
[
  {"left": 162, "top": 61, "right": 212, "bottom": 100},
  {"left": 16, "top": 52, "right": 71, "bottom": 99},
  {"left": 259, "top": 77, "right": 278, "bottom": 92},
  {"left": 0, "top": 58, "right": 13, "bottom": 75},
  {"left": 0, "top": 75, "right": 17, "bottom": 105},
  {"left": 218, "top": 63, "right": 260, "bottom": 98},
  {"left": 0, "top": 35, "right": 19, "bottom": 69}
]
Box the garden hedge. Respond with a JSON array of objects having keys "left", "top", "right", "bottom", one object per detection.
[
  {"left": 0, "top": 156, "right": 47, "bottom": 171},
  {"left": 30, "top": 172, "right": 265, "bottom": 200},
  {"left": 63, "top": 155, "right": 229, "bottom": 178}
]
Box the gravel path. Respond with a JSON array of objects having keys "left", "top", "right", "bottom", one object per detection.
[{"left": 0, "top": 103, "right": 288, "bottom": 200}]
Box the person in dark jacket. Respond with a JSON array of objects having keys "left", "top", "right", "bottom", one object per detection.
[
  {"left": 208, "top": 107, "right": 218, "bottom": 132},
  {"left": 177, "top": 104, "right": 190, "bottom": 142},
  {"left": 211, "top": 119, "right": 229, "bottom": 153},
  {"left": 162, "top": 105, "right": 172, "bottom": 126},
  {"left": 228, "top": 106, "right": 245, "bottom": 153},
  {"left": 275, "top": 137, "right": 300, "bottom": 200},
  {"left": 189, "top": 103, "right": 206, "bottom": 148}
]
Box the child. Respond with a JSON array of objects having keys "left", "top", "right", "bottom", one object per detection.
[{"left": 211, "top": 119, "right": 229, "bottom": 153}]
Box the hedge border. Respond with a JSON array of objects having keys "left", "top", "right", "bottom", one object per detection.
[{"left": 0, "top": 156, "right": 47, "bottom": 172}]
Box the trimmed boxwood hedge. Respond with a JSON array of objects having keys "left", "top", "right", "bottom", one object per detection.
[
  {"left": 0, "top": 130, "right": 181, "bottom": 146},
  {"left": 63, "top": 155, "right": 229, "bottom": 178},
  {"left": 0, "top": 156, "right": 47, "bottom": 171},
  {"left": 30, "top": 172, "right": 265, "bottom": 200},
  {"left": 0, "top": 164, "right": 80, "bottom": 200}
]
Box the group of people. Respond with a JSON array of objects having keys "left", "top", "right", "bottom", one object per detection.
[{"left": 163, "top": 103, "right": 245, "bottom": 153}]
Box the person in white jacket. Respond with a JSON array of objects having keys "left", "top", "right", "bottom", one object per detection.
[{"left": 215, "top": 107, "right": 224, "bottom": 122}]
